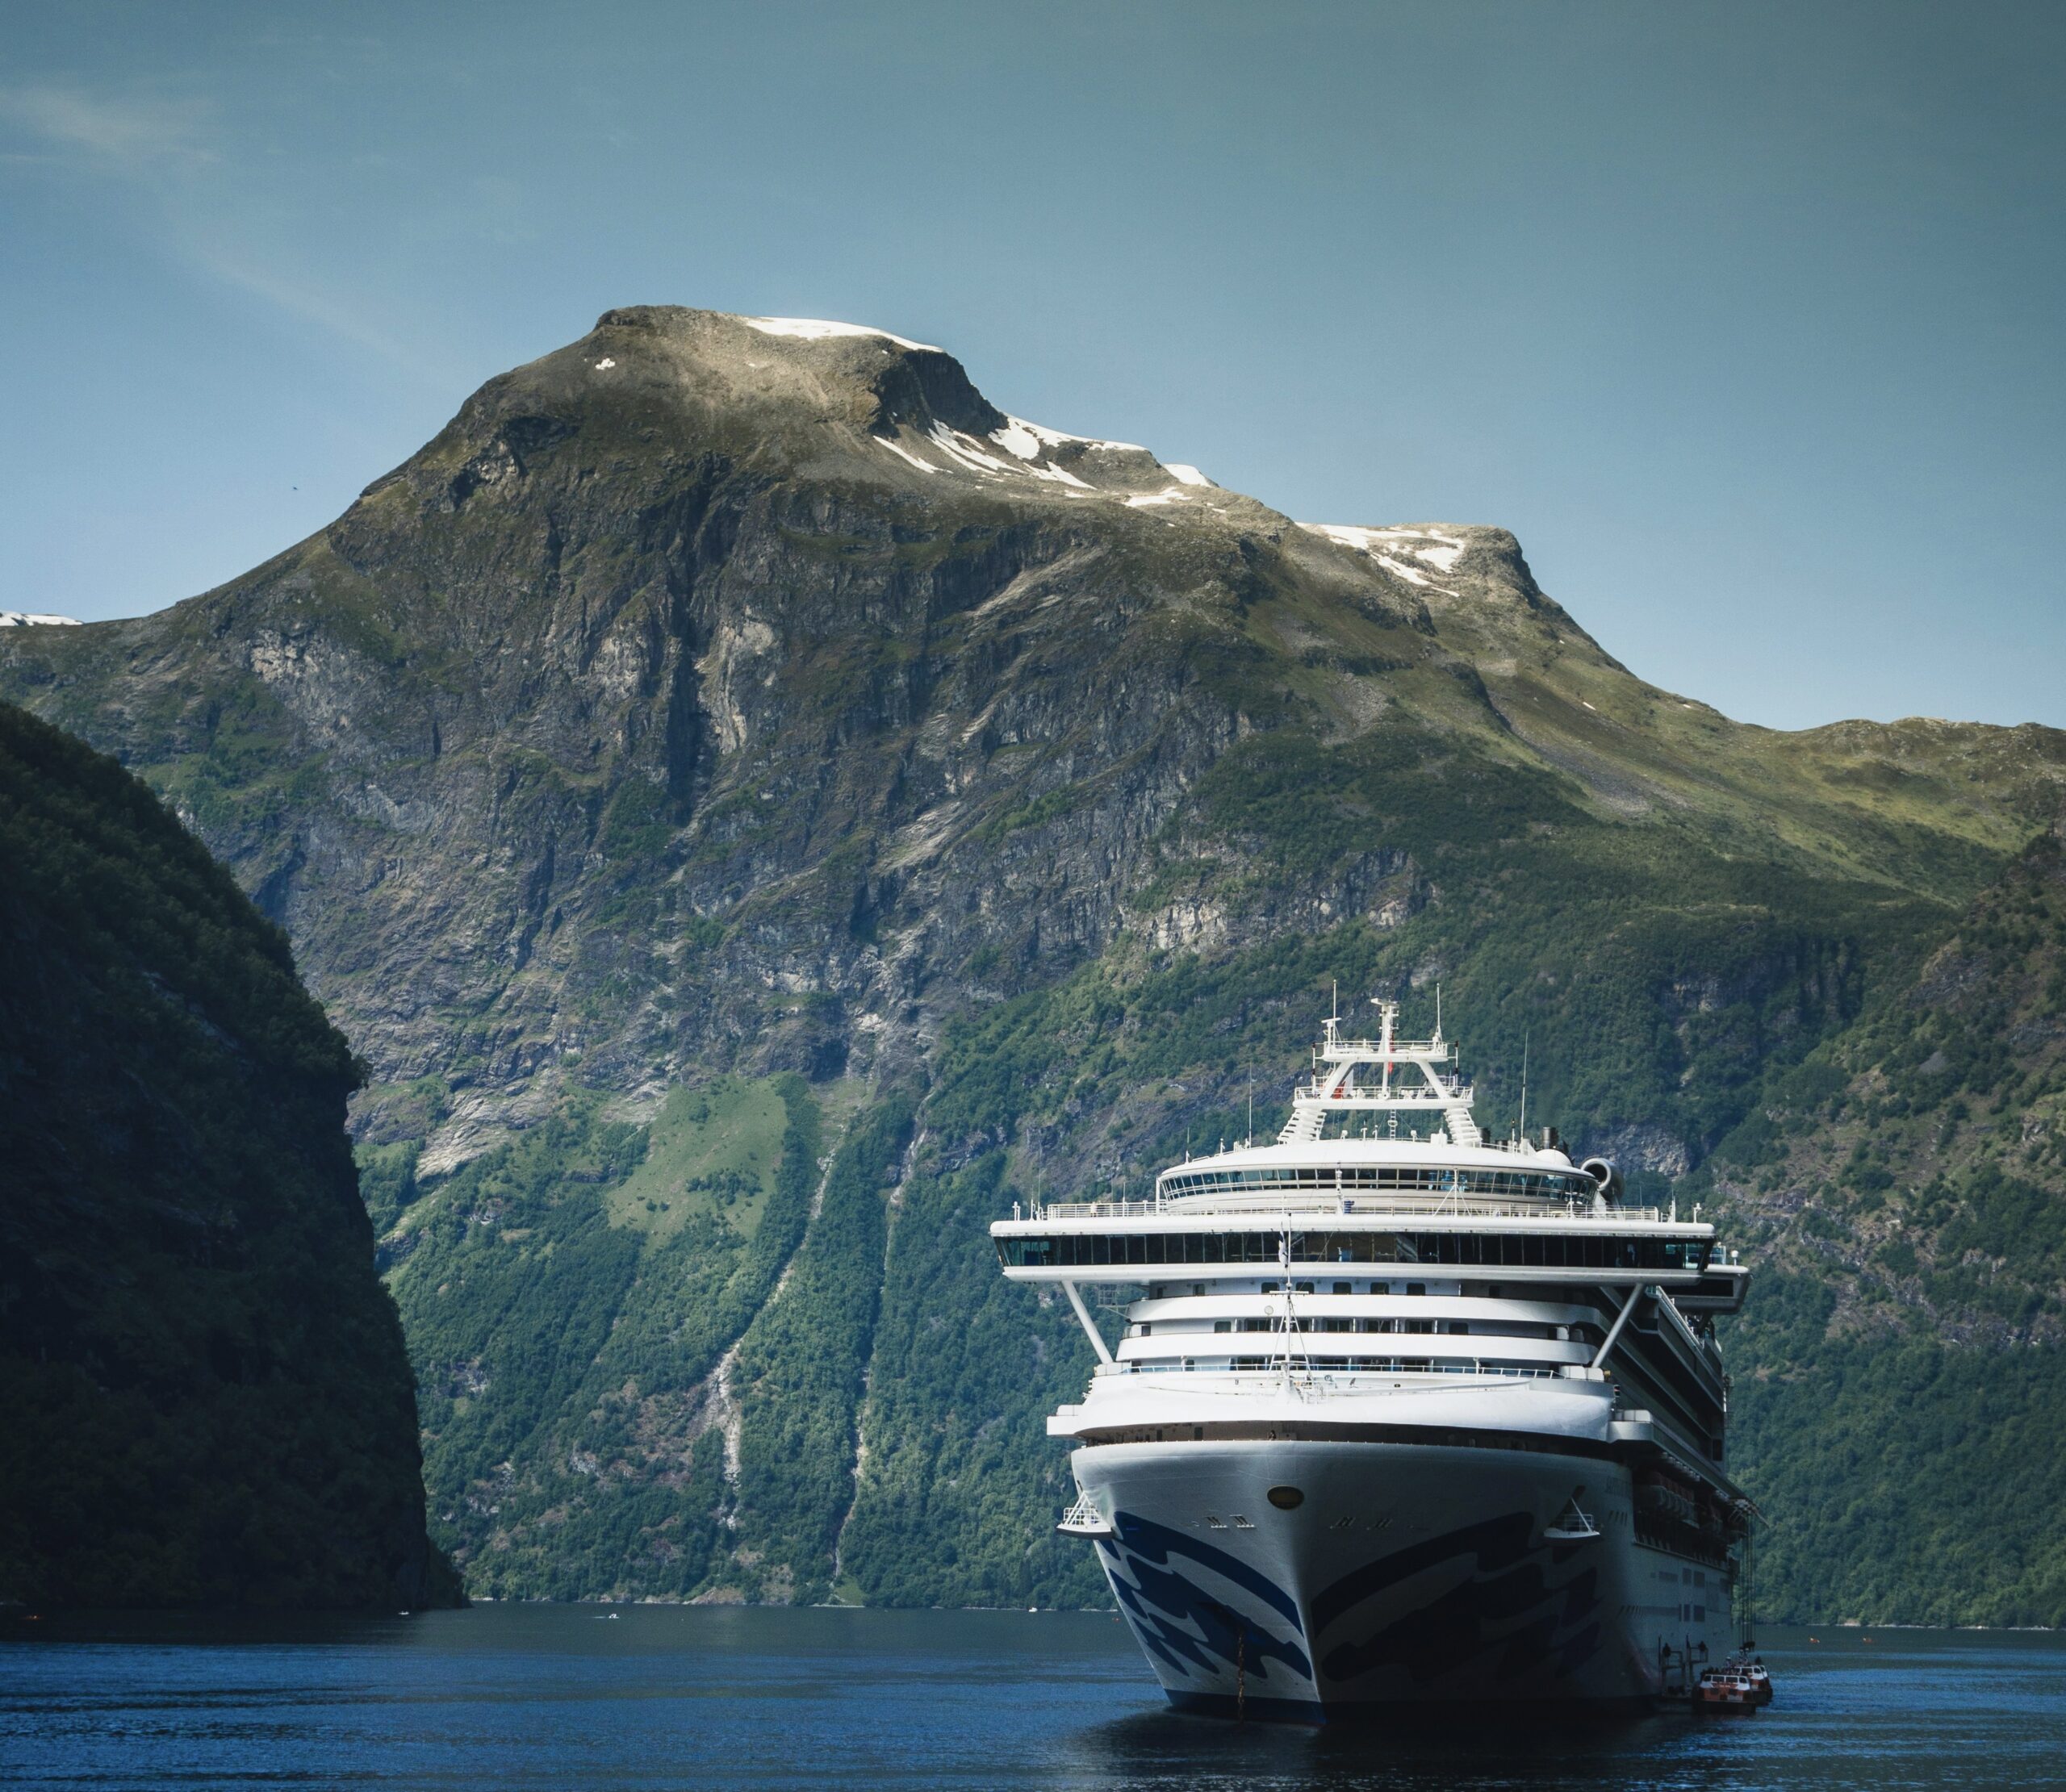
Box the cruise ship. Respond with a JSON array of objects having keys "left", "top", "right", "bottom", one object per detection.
[{"left": 991, "top": 1000, "right": 1752, "bottom": 1719}]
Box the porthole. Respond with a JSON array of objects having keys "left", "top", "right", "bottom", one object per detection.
[{"left": 1267, "top": 1485, "right": 1305, "bottom": 1510}]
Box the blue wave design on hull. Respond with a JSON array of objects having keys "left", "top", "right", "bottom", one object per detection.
[
  {"left": 1311, "top": 1511, "right": 1605, "bottom": 1688},
  {"left": 1095, "top": 1507, "right": 1608, "bottom": 1702},
  {"left": 1098, "top": 1512, "right": 1312, "bottom": 1688}
]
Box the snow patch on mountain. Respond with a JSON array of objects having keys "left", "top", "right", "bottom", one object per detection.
[
  {"left": 1301, "top": 524, "right": 1471, "bottom": 584},
  {"left": 876, "top": 437, "right": 939, "bottom": 475},
  {"left": 864, "top": 385, "right": 1177, "bottom": 502},
  {"left": 926, "top": 421, "right": 1015, "bottom": 475},
  {"left": 744, "top": 316, "right": 943, "bottom": 353},
  {"left": 0, "top": 612, "right": 81, "bottom": 628},
  {"left": 989, "top": 418, "right": 1051, "bottom": 461},
  {"left": 871, "top": 417, "right": 1096, "bottom": 491}
]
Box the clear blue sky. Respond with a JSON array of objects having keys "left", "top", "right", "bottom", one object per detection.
[{"left": 3, "top": 2, "right": 2060, "bottom": 729}]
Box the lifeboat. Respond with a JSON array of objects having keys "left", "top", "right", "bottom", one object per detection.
[
  {"left": 1692, "top": 1667, "right": 1759, "bottom": 1714},
  {"left": 1724, "top": 1650, "right": 1773, "bottom": 1705}
]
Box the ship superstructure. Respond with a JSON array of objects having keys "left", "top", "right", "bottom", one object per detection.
[{"left": 993, "top": 1000, "right": 1751, "bottom": 1718}]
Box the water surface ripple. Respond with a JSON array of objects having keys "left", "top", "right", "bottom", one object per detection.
[{"left": 2, "top": 1608, "right": 2061, "bottom": 1791}]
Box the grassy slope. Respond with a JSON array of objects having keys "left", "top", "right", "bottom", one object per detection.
[{"left": 609, "top": 1076, "right": 790, "bottom": 1241}]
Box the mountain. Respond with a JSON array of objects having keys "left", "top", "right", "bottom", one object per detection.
[
  {"left": 1713, "top": 827, "right": 2066, "bottom": 1625},
  {"left": 0, "top": 700, "right": 456, "bottom": 1610},
  {"left": 4, "top": 307, "right": 2063, "bottom": 1614}
]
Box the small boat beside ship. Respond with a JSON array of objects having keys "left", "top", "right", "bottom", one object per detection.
[{"left": 1692, "top": 1666, "right": 1760, "bottom": 1714}]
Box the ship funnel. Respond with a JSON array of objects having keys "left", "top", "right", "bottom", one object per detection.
[{"left": 1580, "top": 1158, "right": 1623, "bottom": 1204}]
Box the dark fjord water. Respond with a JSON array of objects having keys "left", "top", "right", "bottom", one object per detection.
[{"left": 2, "top": 1607, "right": 2062, "bottom": 1792}]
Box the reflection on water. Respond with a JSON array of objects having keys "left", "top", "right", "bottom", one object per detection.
[{"left": 2, "top": 1606, "right": 2061, "bottom": 1792}]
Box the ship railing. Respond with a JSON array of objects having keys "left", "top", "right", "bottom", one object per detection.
[
  {"left": 1320, "top": 1036, "right": 1451, "bottom": 1058},
  {"left": 1021, "top": 1197, "right": 1669, "bottom": 1224},
  {"left": 1290, "top": 1081, "right": 1471, "bottom": 1102},
  {"left": 1111, "top": 1360, "right": 1563, "bottom": 1381}
]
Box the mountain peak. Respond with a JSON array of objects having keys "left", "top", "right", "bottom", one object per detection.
[{"left": 422, "top": 304, "right": 1232, "bottom": 513}]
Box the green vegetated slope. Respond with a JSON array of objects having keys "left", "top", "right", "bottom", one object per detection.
[
  {"left": 1713, "top": 829, "right": 2066, "bottom": 1625},
  {"left": 6, "top": 307, "right": 2066, "bottom": 1618},
  {"left": 385, "top": 1076, "right": 818, "bottom": 1598},
  {"left": 0, "top": 700, "right": 454, "bottom": 1609}
]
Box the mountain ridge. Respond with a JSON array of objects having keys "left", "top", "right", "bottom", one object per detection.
[
  {"left": 7, "top": 307, "right": 2056, "bottom": 1171},
  {"left": 5, "top": 306, "right": 2064, "bottom": 1615}
]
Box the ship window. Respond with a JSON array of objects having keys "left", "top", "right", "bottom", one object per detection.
[
  {"left": 1294, "top": 1281, "right": 1314, "bottom": 1293},
  {"left": 1407, "top": 1282, "right": 1427, "bottom": 1297},
  {"left": 1214, "top": 1321, "right": 1231, "bottom": 1334},
  {"left": 1015, "top": 1228, "right": 1705, "bottom": 1280},
  {"left": 1261, "top": 1280, "right": 1279, "bottom": 1293},
  {"left": 1370, "top": 1281, "right": 1391, "bottom": 1294},
  {"left": 1333, "top": 1282, "right": 1352, "bottom": 1294}
]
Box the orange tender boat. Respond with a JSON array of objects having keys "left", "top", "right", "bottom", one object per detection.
[{"left": 1693, "top": 1668, "right": 1760, "bottom": 1714}]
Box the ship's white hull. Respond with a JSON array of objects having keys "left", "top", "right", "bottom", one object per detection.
[{"left": 1077, "top": 1437, "right": 1732, "bottom": 1719}]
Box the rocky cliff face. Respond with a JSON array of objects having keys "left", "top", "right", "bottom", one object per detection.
[
  {"left": 0, "top": 701, "right": 456, "bottom": 1610},
  {"left": 6, "top": 307, "right": 2065, "bottom": 1614}
]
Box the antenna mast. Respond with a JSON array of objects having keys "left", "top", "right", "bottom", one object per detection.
[
  {"left": 1518, "top": 1030, "right": 1530, "bottom": 1143},
  {"left": 1277, "top": 1226, "right": 1307, "bottom": 1390}
]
